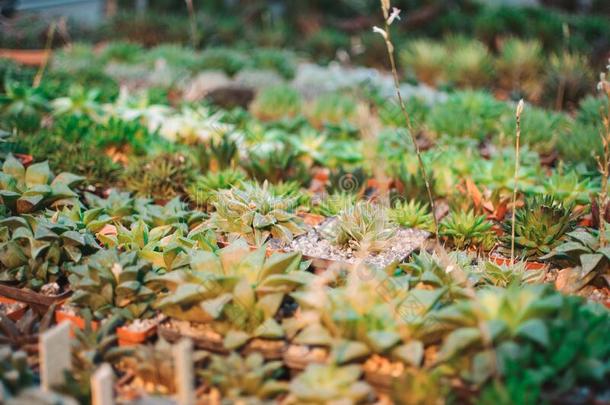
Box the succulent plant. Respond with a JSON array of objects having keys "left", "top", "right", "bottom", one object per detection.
[
  {"left": 199, "top": 352, "right": 288, "bottom": 401},
  {"left": 471, "top": 149, "right": 541, "bottom": 200},
  {"left": 533, "top": 168, "right": 598, "bottom": 206},
  {"left": 287, "top": 269, "right": 415, "bottom": 364},
  {"left": 122, "top": 152, "right": 195, "bottom": 201},
  {"left": 307, "top": 93, "right": 357, "bottom": 129},
  {"left": 327, "top": 167, "right": 368, "bottom": 195},
  {"left": 198, "top": 47, "right": 247, "bottom": 76},
  {"left": 251, "top": 48, "right": 296, "bottom": 80},
  {"left": 134, "top": 197, "right": 206, "bottom": 231},
  {"left": 541, "top": 228, "right": 610, "bottom": 292},
  {"left": 0, "top": 347, "right": 34, "bottom": 398},
  {"left": 0, "top": 307, "right": 53, "bottom": 352},
  {"left": 0, "top": 215, "right": 99, "bottom": 291},
  {"left": 440, "top": 211, "right": 496, "bottom": 251},
  {"left": 250, "top": 84, "right": 302, "bottom": 122},
  {"left": 495, "top": 38, "right": 544, "bottom": 100},
  {"left": 0, "top": 155, "right": 84, "bottom": 215},
  {"left": 544, "top": 52, "right": 593, "bottom": 109},
  {"left": 447, "top": 37, "right": 494, "bottom": 88},
  {"left": 241, "top": 135, "right": 309, "bottom": 184},
  {"left": 398, "top": 250, "right": 474, "bottom": 306},
  {"left": 92, "top": 117, "right": 156, "bottom": 158},
  {"left": 51, "top": 85, "right": 102, "bottom": 118},
  {"left": 153, "top": 239, "right": 312, "bottom": 349},
  {"left": 0, "top": 81, "right": 48, "bottom": 132},
  {"left": 61, "top": 314, "right": 126, "bottom": 404},
  {"left": 117, "top": 338, "right": 193, "bottom": 396},
  {"left": 327, "top": 201, "right": 396, "bottom": 253},
  {"left": 500, "top": 196, "right": 577, "bottom": 259},
  {"left": 99, "top": 40, "right": 144, "bottom": 64},
  {"left": 391, "top": 161, "right": 438, "bottom": 205},
  {"left": 312, "top": 191, "right": 357, "bottom": 217},
  {"left": 15, "top": 126, "right": 122, "bottom": 190},
  {"left": 83, "top": 190, "right": 140, "bottom": 227},
  {"left": 433, "top": 284, "right": 565, "bottom": 385},
  {"left": 286, "top": 363, "right": 374, "bottom": 404},
  {"left": 187, "top": 169, "right": 246, "bottom": 209},
  {"left": 375, "top": 96, "right": 429, "bottom": 130},
  {"left": 400, "top": 39, "right": 448, "bottom": 86},
  {"left": 472, "top": 260, "right": 545, "bottom": 288},
  {"left": 498, "top": 106, "right": 571, "bottom": 156},
  {"left": 557, "top": 121, "right": 602, "bottom": 169},
  {"left": 389, "top": 199, "right": 434, "bottom": 232},
  {"left": 477, "top": 294, "right": 610, "bottom": 404},
  {"left": 427, "top": 91, "right": 509, "bottom": 141},
  {"left": 435, "top": 283, "right": 610, "bottom": 399},
  {"left": 67, "top": 249, "right": 157, "bottom": 320},
  {"left": 267, "top": 181, "right": 311, "bottom": 210},
  {"left": 210, "top": 181, "right": 307, "bottom": 246}
]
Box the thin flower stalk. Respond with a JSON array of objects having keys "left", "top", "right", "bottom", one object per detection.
[
  {"left": 596, "top": 64, "right": 610, "bottom": 247},
  {"left": 373, "top": 1, "right": 438, "bottom": 237},
  {"left": 510, "top": 99, "right": 525, "bottom": 261}
]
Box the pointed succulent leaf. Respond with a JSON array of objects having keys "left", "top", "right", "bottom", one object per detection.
[
  {"left": 515, "top": 318, "right": 549, "bottom": 347},
  {"left": 438, "top": 327, "right": 481, "bottom": 361},
  {"left": 253, "top": 317, "right": 284, "bottom": 339},
  {"left": 332, "top": 340, "right": 370, "bottom": 364},
  {"left": 24, "top": 161, "right": 51, "bottom": 188},
  {"left": 224, "top": 330, "right": 251, "bottom": 349},
  {"left": 392, "top": 341, "right": 424, "bottom": 367},
  {"left": 580, "top": 253, "right": 605, "bottom": 278}
]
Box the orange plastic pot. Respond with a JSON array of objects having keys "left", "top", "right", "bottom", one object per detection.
[
  {"left": 490, "top": 255, "right": 547, "bottom": 271},
  {"left": 0, "top": 296, "right": 27, "bottom": 321},
  {"left": 116, "top": 324, "right": 158, "bottom": 346},
  {"left": 0, "top": 49, "right": 48, "bottom": 66},
  {"left": 55, "top": 308, "right": 99, "bottom": 336},
  {"left": 297, "top": 212, "right": 325, "bottom": 227},
  {"left": 14, "top": 153, "right": 34, "bottom": 167}
]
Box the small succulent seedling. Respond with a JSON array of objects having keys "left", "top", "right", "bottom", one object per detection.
[
  {"left": 389, "top": 199, "right": 434, "bottom": 231},
  {"left": 439, "top": 210, "right": 496, "bottom": 251},
  {"left": 327, "top": 201, "right": 397, "bottom": 253}
]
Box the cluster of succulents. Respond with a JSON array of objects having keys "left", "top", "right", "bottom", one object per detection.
[
  {"left": 153, "top": 240, "right": 312, "bottom": 349},
  {"left": 122, "top": 152, "right": 195, "bottom": 201},
  {"left": 327, "top": 201, "right": 397, "bottom": 253},
  {"left": 67, "top": 249, "right": 157, "bottom": 320},
  {"left": 0, "top": 215, "right": 99, "bottom": 290},
  {"left": 0, "top": 155, "right": 83, "bottom": 215},
  {"left": 210, "top": 181, "right": 307, "bottom": 246},
  {"left": 1, "top": 6, "right": 610, "bottom": 403}
]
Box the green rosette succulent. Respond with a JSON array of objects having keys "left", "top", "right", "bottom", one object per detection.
[{"left": 152, "top": 239, "right": 312, "bottom": 349}]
